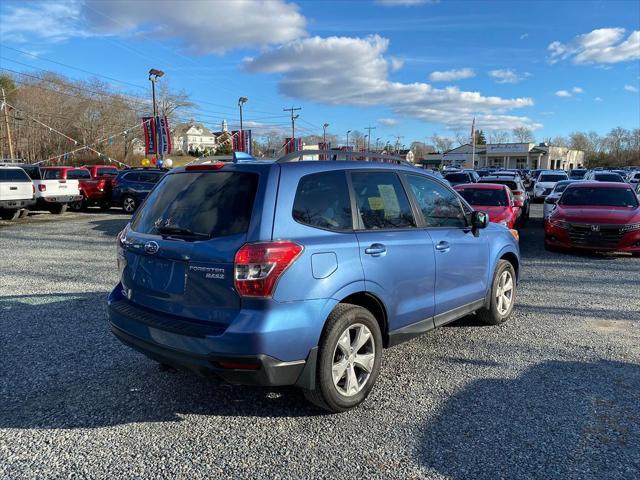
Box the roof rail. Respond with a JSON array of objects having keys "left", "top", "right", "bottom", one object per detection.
[
  {"left": 276, "top": 149, "right": 412, "bottom": 166},
  {"left": 233, "top": 151, "right": 256, "bottom": 162}
]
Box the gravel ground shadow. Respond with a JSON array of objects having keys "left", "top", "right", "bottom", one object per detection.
[
  {"left": 0, "top": 292, "right": 319, "bottom": 430},
  {"left": 88, "top": 217, "right": 130, "bottom": 237},
  {"left": 417, "top": 359, "right": 640, "bottom": 480}
]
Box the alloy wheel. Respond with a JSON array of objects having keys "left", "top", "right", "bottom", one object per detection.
[
  {"left": 496, "top": 270, "right": 514, "bottom": 315},
  {"left": 331, "top": 323, "right": 376, "bottom": 397},
  {"left": 123, "top": 197, "right": 136, "bottom": 213}
]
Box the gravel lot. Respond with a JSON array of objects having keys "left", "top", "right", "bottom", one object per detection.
[{"left": 1, "top": 205, "right": 639, "bottom": 479}]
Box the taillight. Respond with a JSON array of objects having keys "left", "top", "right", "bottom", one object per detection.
[
  {"left": 38, "top": 184, "right": 46, "bottom": 192},
  {"left": 512, "top": 190, "right": 525, "bottom": 200},
  {"left": 32, "top": 184, "right": 35, "bottom": 194},
  {"left": 234, "top": 241, "right": 303, "bottom": 298}
]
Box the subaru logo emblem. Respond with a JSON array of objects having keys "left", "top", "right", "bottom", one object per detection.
[
  {"left": 590, "top": 224, "right": 600, "bottom": 232},
  {"left": 144, "top": 241, "right": 159, "bottom": 254}
]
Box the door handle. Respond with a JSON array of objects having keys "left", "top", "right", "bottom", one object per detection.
[
  {"left": 364, "top": 243, "right": 386, "bottom": 256},
  {"left": 435, "top": 241, "right": 450, "bottom": 252}
]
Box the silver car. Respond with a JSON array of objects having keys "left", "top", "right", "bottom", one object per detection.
[{"left": 543, "top": 180, "right": 583, "bottom": 218}]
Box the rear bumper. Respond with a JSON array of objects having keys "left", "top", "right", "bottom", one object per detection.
[
  {"left": 35, "top": 195, "right": 83, "bottom": 206},
  {"left": 107, "top": 285, "right": 324, "bottom": 387},
  {"left": 0, "top": 198, "right": 35, "bottom": 209}
]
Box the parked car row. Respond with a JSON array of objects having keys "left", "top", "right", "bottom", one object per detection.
[{"left": 0, "top": 163, "right": 168, "bottom": 220}]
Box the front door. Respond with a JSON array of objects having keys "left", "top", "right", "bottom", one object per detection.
[
  {"left": 350, "top": 171, "right": 436, "bottom": 332},
  {"left": 404, "top": 174, "right": 490, "bottom": 325}
]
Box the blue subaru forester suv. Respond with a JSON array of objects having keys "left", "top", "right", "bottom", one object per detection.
[{"left": 108, "top": 151, "right": 520, "bottom": 412}]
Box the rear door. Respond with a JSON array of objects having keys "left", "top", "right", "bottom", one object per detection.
[
  {"left": 405, "top": 174, "right": 490, "bottom": 323},
  {"left": 120, "top": 167, "right": 262, "bottom": 326},
  {"left": 41, "top": 169, "right": 80, "bottom": 196},
  {"left": 0, "top": 168, "right": 32, "bottom": 201},
  {"left": 350, "top": 170, "right": 436, "bottom": 331}
]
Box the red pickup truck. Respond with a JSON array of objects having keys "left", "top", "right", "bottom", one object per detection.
[{"left": 41, "top": 166, "right": 114, "bottom": 211}]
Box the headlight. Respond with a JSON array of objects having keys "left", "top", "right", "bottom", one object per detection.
[
  {"left": 549, "top": 218, "right": 570, "bottom": 229},
  {"left": 620, "top": 222, "right": 640, "bottom": 233}
]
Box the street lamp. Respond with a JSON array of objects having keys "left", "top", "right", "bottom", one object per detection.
[
  {"left": 322, "top": 123, "right": 329, "bottom": 146},
  {"left": 148, "top": 68, "right": 164, "bottom": 117},
  {"left": 375, "top": 137, "right": 380, "bottom": 151},
  {"left": 346, "top": 130, "right": 351, "bottom": 148},
  {"left": 238, "top": 96, "right": 248, "bottom": 131}
]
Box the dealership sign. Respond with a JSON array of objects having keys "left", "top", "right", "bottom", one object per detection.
[
  {"left": 142, "top": 116, "right": 172, "bottom": 155},
  {"left": 486, "top": 143, "right": 530, "bottom": 153}
]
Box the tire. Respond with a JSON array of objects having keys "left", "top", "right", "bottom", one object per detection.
[
  {"left": 49, "top": 204, "right": 68, "bottom": 215},
  {"left": 303, "top": 303, "right": 383, "bottom": 413},
  {"left": 122, "top": 195, "right": 137, "bottom": 214},
  {"left": 476, "top": 260, "right": 516, "bottom": 325},
  {"left": 69, "top": 197, "right": 85, "bottom": 212},
  {"left": 0, "top": 209, "right": 20, "bottom": 221}
]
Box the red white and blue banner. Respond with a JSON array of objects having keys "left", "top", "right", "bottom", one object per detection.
[
  {"left": 284, "top": 138, "right": 303, "bottom": 154},
  {"left": 318, "top": 141, "right": 332, "bottom": 160},
  {"left": 142, "top": 117, "right": 157, "bottom": 155},
  {"left": 232, "top": 130, "right": 252, "bottom": 154},
  {"left": 156, "top": 115, "right": 172, "bottom": 155}
]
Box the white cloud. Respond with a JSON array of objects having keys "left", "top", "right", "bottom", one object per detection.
[
  {"left": 624, "top": 84, "right": 639, "bottom": 93},
  {"left": 375, "top": 0, "right": 439, "bottom": 6},
  {"left": 389, "top": 57, "right": 405, "bottom": 72},
  {"left": 555, "top": 90, "right": 571, "bottom": 97},
  {"left": 488, "top": 69, "right": 531, "bottom": 84},
  {"left": 0, "top": 1, "right": 85, "bottom": 43},
  {"left": 245, "top": 35, "right": 540, "bottom": 130},
  {"left": 572, "top": 86, "right": 584, "bottom": 94},
  {"left": 548, "top": 28, "right": 640, "bottom": 64},
  {"left": 520, "top": 33, "right": 529, "bottom": 40},
  {"left": 378, "top": 118, "right": 399, "bottom": 126},
  {"left": 429, "top": 68, "right": 476, "bottom": 82},
  {"left": 594, "top": 97, "right": 603, "bottom": 102},
  {"left": 0, "top": 0, "right": 306, "bottom": 53}
]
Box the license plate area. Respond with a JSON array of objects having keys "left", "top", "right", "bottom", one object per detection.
[{"left": 131, "top": 255, "right": 186, "bottom": 294}]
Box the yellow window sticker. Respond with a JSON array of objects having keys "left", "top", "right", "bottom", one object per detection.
[
  {"left": 368, "top": 196, "right": 384, "bottom": 210},
  {"left": 377, "top": 184, "right": 400, "bottom": 218}
]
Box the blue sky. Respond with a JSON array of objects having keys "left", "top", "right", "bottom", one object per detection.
[{"left": 0, "top": 0, "right": 638, "bottom": 145}]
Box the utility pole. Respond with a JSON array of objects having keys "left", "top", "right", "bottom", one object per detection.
[
  {"left": 1, "top": 88, "right": 14, "bottom": 159},
  {"left": 322, "top": 123, "right": 329, "bottom": 145},
  {"left": 346, "top": 130, "right": 351, "bottom": 149},
  {"left": 238, "top": 97, "right": 248, "bottom": 152},
  {"left": 283, "top": 106, "right": 302, "bottom": 144},
  {"left": 393, "top": 135, "right": 404, "bottom": 154},
  {"left": 365, "top": 126, "right": 376, "bottom": 151}
]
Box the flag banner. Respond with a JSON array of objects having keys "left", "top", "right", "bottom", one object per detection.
[
  {"left": 143, "top": 117, "right": 156, "bottom": 155},
  {"left": 318, "top": 142, "right": 332, "bottom": 160},
  {"left": 156, "top": 115, "right": 172, "bottom": 155},
  {"left": 232, "top": 130, "right": 252, "bottom": 154},
  {"left": 284, "top": 138, "right": 302, "bottom": 154}
]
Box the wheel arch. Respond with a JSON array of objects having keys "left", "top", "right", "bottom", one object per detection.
[{"left": 338, "top": 291, "right": 389, "bottom": 347}]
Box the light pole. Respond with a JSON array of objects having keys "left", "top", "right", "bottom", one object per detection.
[
  {"left": 148, "top": 68, "right": 164, "bottom": 117},
  {"left": 375, "top": 137, "right": 380, "bottom": 151},
  {"left": 346, "top": 130, "right": 351, "bottom": 149},
  {"left": 364, "top": 135, "right": 368, "bottom": 151},
  {"left": 322, "top": 123, "right": 329, "bottom": 146},
  {"left": 238, "top": 96, "right": 248, "bottom": 152}
]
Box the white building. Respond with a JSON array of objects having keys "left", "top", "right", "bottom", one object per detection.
[
  {"left": 441, "top": 143, "right": 584, "bottom": 170},
  {"left": 172, "top": 121, "right": 218, "bottom": 155}
]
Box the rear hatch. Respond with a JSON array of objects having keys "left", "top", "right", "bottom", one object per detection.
[
  {"left": 39, "top": 169, "right": 80, "bottom": 197},
  {"left": 0, "top": 168, "right": 33, "bottom": 201},
  {"left": 119, "top": 164, "right": 272, "bottom": 327}
]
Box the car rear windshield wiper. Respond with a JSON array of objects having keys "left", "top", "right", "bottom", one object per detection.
[{"left": 155, "top": 225, "right": 210, "bottom": 239}]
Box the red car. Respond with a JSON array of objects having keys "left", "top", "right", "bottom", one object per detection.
[
  {"left": 41, "top": 166, "right": 113, "bottom": 211},
  {"left": 544, "top": 182, "right": 640, "bottom": 255},
  {"left": 454, "top": 183, "right": 522, "bottom": 229}
]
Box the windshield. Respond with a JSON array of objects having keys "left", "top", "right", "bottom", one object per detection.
[
  {"left": 553, "top": 182, "right": 572, "bottom": 193},
  {"left": 595, "top": 173, "right": 624, "bottom": 182},
  {"left": 539, "top": 174, "right": 567, "bottom": 182},
  {"left": 560, "top": 187, "right": 638, "bottom": 207},
  {"left": 458, "top": 188, "right": 508, "bottom": 206},
  {"left": 131, "top": 171, "right": 259, "bottom": 238}
]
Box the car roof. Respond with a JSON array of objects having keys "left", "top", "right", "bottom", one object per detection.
[
  {"left": 481, "top": 175, "right": 520, "bottom": 181},
  {"left": 454, "top": 183, "right": 507, "bottom": 190}
]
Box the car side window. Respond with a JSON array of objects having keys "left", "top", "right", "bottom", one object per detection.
[
  {"left": 123, "top": 172, "right": 139, "bottom": 182},
  {"left": 292, "top": 171, "right": 353, "bottom": 231},
  {"left": 406, "top": 174, "right": 467, "bottom": 228},
  {"left": 350, "top": 171, "right": 416, "bottom": 230}
]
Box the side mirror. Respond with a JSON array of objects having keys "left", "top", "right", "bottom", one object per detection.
[{"left": 471, "top": 211, "right": 489, "bottom": 236}]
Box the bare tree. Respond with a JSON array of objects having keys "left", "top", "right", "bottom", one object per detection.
[
  {"left": 488, "top": 130, "right": 510, "bottom": 144},
  {"left": 511, "top": 127, "right": 535, "bottom": 143},
  {"left": 430, "top": 134, "right": 454, "bottom": 153}
]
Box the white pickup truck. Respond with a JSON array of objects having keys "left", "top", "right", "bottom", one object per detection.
[
  {"left": 0, "top": 165, "right": 35, "bottom": 220},
  {"left": 17, "top": 164, "right": 82, "bottom": 214}
]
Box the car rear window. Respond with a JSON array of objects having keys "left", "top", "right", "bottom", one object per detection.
[
  {"left": 121, "top": 172, "right": 140, "bottom": 182},
  {"left": 66, "top": 169, "right": 91, "bottom": 180},
  {"left": 97, "top": 168, "right": 119, "bottom": 177},
  {"left": 539, "top": 174, "right": 567, "bottom": 182},
  {"left": 131, "top": 171, "right": 259, "bottom": 238},
  {"left": 595, "top": 173, "right": 624, "bottom": 182},
  {"left": 444, "top": 173, "right": 469, "bottom": 182},
  {"left": 560, "top": 187, "right": 638, "bottom": 207},
  {"left": 293, "top": 171, "right": 352, "bottom": 230},
  {"left": 481, "top": 179, "right": 518, "bottom": 191},
  {"left": 43, "top": 169, "right": 63, "bottom": 180},
  {"left": 553, "top": 182, "right": 572, "bottom": 193},
  {"left": 0, "top": 168, "right": 30, "bottom": 182},
  {"left": 20, "top": 166, "right": 41, "bottom": 180},
  {"left": 458, "top": 188, "right": 508, "bottom": 207}
]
